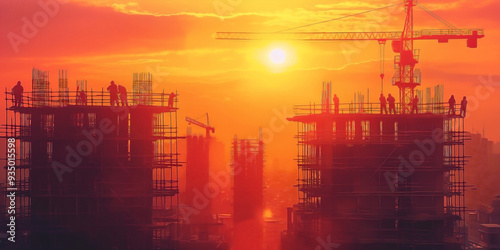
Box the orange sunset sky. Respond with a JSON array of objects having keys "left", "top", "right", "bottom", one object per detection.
[{"left": 0, "top": 0, "right": 499, "bottom": 182}]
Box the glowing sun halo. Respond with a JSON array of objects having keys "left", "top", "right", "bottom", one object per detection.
[
  {"left": 270, "top": 49, "right": 286, "bottom": 64},
  {"left": 264, "top": 209, "right": 273, "bottom": 219}
]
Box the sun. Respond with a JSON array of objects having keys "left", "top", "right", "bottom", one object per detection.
[{"left": 269, "top": 49, "right": 286, "bottom": 64}]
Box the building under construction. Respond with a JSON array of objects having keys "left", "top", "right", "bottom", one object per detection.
[
  {"left": 1, "top": 69, "right": 181, "bottom": 250},
  {"left": 184, "top": 133, "right": 213, "bottom": 235},
  {"left": 232, "top": 134, "right": 264, "bottom": 250},
  {"left": 179, "top": 116, "right": 229, "bottom": 250},
  {"left": 281, "top": 83, "right": 467, "bottom": 250}
]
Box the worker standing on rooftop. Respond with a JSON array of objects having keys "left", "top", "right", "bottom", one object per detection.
[
  {"left": 12, "top": 81, "right": 23, "bottom": 107},
  {"left": 168, "top": 92, "right": 177, "bottom": 107},
  {"left": 333, "top": 94, "right": 340, "bottom": 114},
  {"left": 75, "top": 86, "right": 80, "bottom": 105},
  {"left": 379, "top": 93, "right": 387, "bottom": 114},
  {"left": 107, "top": 81, "right": 119, "bottom": 107},
  {"left": 460, "top": 96, "right": 468, "bottom": 117},
  {"left": 79, "top": 90, "right": 87, "bottom": 105},
  {"left": 118, "top": 85, "right": 128, "bottom": 107},
  {"left": 448, "top": 95, "right": 456, "bottom": 115},
  {"left": 387, "top": 93, "right": 396, "bottom": 114}
]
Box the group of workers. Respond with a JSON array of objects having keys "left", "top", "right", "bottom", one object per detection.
[
  {"left": 379, "top": 93, "right": 398, "bottom": 114},
  {"left": 11, "top": 81, "right": 178, "bottom": 108},
  {"left": 106, "top": 80, "right": 128, "bottom": 107},
  {"left": 106, "top": 81, "right": 177, "bottom": 108},
  {"left": 378, "top": 93, "right": 420, "bottom": 115},
  {"left": 449, "top": 95, "right": 468, "bottom": 117},
  {"left": 330, "top": 92, "right": 468, "bottom": 117}
]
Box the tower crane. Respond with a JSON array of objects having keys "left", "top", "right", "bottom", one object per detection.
[
  {"left": 215, "top": 0, "right": 484, "bottom": 113},
  {"left": 186, "top": 113, "right": 215, "bottom": 138}
]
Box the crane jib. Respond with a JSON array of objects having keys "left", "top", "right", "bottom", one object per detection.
[{"left": 215, "top": 29, "right": 484, "bottom": 42}]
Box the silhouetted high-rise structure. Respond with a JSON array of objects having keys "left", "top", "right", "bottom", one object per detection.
[
  {"left": 282, "top": 83, "right": 467, "bottom": 250},
  {"left": 232, "top": 133, "right": 264, "bottom": 250},
  {"left": 185, "top": 134, "right": 212, "bottom": 221},
  {"left": 1, "top": 70, "right": 180, "bottom": 250}
]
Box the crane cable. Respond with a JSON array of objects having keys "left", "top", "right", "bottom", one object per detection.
[
  {"left": 416, "top": 3, "right": 458, "bottom": 31},
  {"left": 273, "top": 2, "right": 404, "bottom": 94},
  {"left": 193, "top": 113, "right": 210, "bottom": 124},
  {"left": 276, "top": 3, "right": 403, "bottom": 33},
  {"left": 379, "top": 41, "right": 386, "bottom": 94}
]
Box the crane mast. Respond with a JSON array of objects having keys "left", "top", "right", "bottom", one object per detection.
[{"left": 394, "top": 0, "right": 418, "bottom": 113}]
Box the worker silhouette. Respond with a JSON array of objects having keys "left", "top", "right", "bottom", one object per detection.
[
  {"left": 12, "top": 81, "right": 24, "bottom": 107},
  {"left": 118, "top": 85, "right": 128, "bottom": 107},
  {"left": 379, "top": 93, "right": 387, "bottom": 114},
  {"left": 168, "top": 92, "right": 177, "bottom": 107},
  {"left": 387, "top": 93, "right": 396, "bottom": 114},
  {"left": 79, "top": 90, "right": 87, "bottom": 105},
  {"left": 333, "top": 94, "right": 340, "bottom": 114},
  {"left": 448, "top": 95, "right": 456, "bottom": 115},
  {"left": 107, "top": 81, "right": 119, "bottom": 107},
  {"left": 411, "top": 95, "right": 419, "bottom": 114},
  {"left": 460, "top": 96, "right": 468, "bottom": 117}
]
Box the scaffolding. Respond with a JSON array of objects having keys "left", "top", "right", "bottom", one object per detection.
[
  {"left": 32, "top": 68, "right": 49, "bottom": 107},
  {"left": 2, "top": 88, "right": 171, "bottom": 108},
  {"left": 76, "top": 80, "right": 87, "bottom": 92},
  {"left": 282, "top": 86, "right": 467, "bottom": 250},
  {"left": 133, "top": 72, "right": 153, "bottom": 105},
  {"left": 2, "top": 77, "right": 181, "bottom": 249},
  {"left": 58, "top": 69, "right": 69, "bottom": 106}
]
